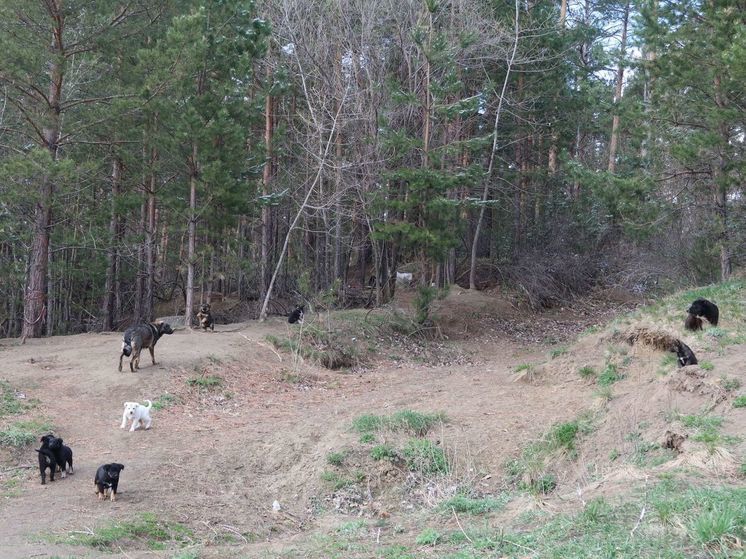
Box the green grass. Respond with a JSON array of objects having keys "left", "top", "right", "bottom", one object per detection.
[
  {"left": 402, "top": 438, "right": 449, "bottom": 474},
  {"left": 439, "top": 494, "right": 511, "bottom": 515},
  {"left": 550, "top": 346, "right": 568, "bottom": 359},
  {"left": 415, "top": 528, "right": 441, "bottom": 546},
  {"left": 0, "top": 419, "right": 53, "bottom": 447},
  {"left": 352, "top": 410, "right": 446, "bottom": 436},
  {"left": 733, "top": 395, "right": 746, "bottom": 408},
  {"left": 151, "top": 393, "right": 178, "bottom": 411},
  {"left": 597, "top": 362, "right": 624, "bottom": 386},
  {"left": 370, "top": 444, "right": 398, "bottom": 461},
  {"left": 320, "top": 470, "right": 365, "bottom": 491},
  {"left": 0, "top": 380, "right": 35, "bottom": 417},
  {"left": 578, "top": 365, "right": 596, "bottom": 379},
  {"left": 326, "top": 451, "right": 346, "bottom": 466},
  {"left": 721, "top": 376, "right": 741, "bottom": 391},
  {"left": 678, "top": 414, "right": 723, "bottom": 430},
  {"left": 186, "top": 375, "right": 223, "bottom": 389},
  {"left": 54, "top": 513, "right": 193, "bottom": 550},
  {"left": 699, "top": 360, "right": 714, "bottom": 371}
]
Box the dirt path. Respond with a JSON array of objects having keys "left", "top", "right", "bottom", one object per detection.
[{"left": 0, "top": 314, "right": 593, "bottom": 558}]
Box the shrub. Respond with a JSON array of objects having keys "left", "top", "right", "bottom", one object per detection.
[
  {"left": 370, "top": 444, "right": 398, "bottom": 461},
  {"left": 413, "top": 285, "right": 437, "bottom": 325}
]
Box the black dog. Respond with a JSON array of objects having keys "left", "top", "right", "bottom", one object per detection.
[
  {"left": 40, "top": 434, "right": 73, "bottom": 478},
  {"left": 687, "top": 298, "right": 719, "bottom": 326},
  {"left": 196, "top": 303, "right": 214, "bottom": 331},
  {"left": 35, "top": 446, "right": 57, "bottom": 485},
  {"left": 119, "top": 321, "right": 174, "bottom": 372},
  {"left": 684, "top": 313, "right": 703, "bottom": 331},
  {"left": 673, "top": 340, "right": 698, "bottom": 367},
  {"left": 95, "top": 463, "right": 125, "bottom": 501},
  {"left": 288, "top": 305, "right": 304, "bottom": 324}
]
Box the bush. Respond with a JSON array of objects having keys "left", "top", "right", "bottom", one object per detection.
[{"left": 413, "top": 285, "right": 437, "bottom": 325}]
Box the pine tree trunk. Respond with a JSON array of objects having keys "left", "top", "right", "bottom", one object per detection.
[
  {"left": 608, "top": 0, "right": 630, "bottom": 174},
  {"left": 22, "top": 3, "right": 65, "bottom": 340},
  {"left": 144, "top": 145, "right": 158, "bottom": 321},
  {"left": 185, "top": 143, "right": 198, "bottom": 329},
  {"left": 103, "top": 157, "right": 123, "bottom": 331},
  {"left": 261, "top": 66, "right": 273, "bottom": 302}
]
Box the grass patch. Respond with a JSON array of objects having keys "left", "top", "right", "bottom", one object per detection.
[
  {"left": 352, "top": 410, "right": 446, "bottom": 436},
  {"left": 699, "top": 361, "right": 714, "bottom": 371},
  {"left": 402, "top": 438, "right": 449, "bottom": 474},
  {"left": 0, "top": 419, "right": 53, "bottom": 447},
  {"left": 326, "top": 451, "right": 346, "bottom": 467},
  {"left": 506, "top": 414, "right": 594, "bottom": 494},
  {"left": 550, "top": 346, "right": 568, "bottom": 359},
  {"left": 370, "top": 444, "right": 398, "bottom": 461},
  {"left": 733, "top": 395, "right": 746, "bottom": 408},
  {"left": 440, "top": 494, "right": 510, "bottom": 515},
  {"left": 721, "top": 376, "right": 741, "bottom": 391},
  {"left": 597, "top": 362, "right": 624, "bottom": 386},
  {"left": 186, "top": 375, "right": 223, "bottom": 389},
  {"left": 320, "top": 470, "right": 365, "bottom": 491},
  {"left": 678, "top": 414, "right": 723, "bottom": 430},
  {"left": 415, "top": 527, "right": 441, "bottom": 546},
  {"left": 151, "top": 393, "right": 178, "bottom": 411},
  {"left": 578, "top": 365, "right": 596, "bottom": 379},
  {"left": 0, "top": 380, "right": 35, "bottom": 417},
  {"left": 54, "top": 513, "right": 192, "bottom": 550}
]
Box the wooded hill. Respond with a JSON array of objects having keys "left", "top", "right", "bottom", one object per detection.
[{"left": 0, "top": 0, "right": 744, "bottom": 338}]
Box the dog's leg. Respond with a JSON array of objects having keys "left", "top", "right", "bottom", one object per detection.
[
  {"left": 111, "top": 483, "right": 118, "bottom": 501},
  {"left": 144, "top": 414, "right": 152, "bottom": 429},
  {"left": 149, "top": 345, "right": 156, "bottom": 365},
  {"left": 129, "top": 418, "right": 138, "bottom": 432},
  {"left": 68, "top": 456, "right": 73, "bottom": 475},
  {"left": 95, "top": 482, "right": 102, "bottom": 499},
  {"left": 118, "top": 352, "right": 124, "bottom": 372}
]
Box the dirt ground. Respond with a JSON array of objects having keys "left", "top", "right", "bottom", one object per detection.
[{"left": 1, "top": 288, "right": 740, "bottom": 558}]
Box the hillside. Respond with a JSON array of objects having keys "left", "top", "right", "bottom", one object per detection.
[{"left": 0, "top": 285, "right": 744, "bottom": 558}]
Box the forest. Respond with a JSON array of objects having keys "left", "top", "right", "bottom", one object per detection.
[{"left": 0, "top": 0, "right": 744, "bottom": 338}]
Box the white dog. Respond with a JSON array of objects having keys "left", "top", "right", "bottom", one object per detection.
[{"left": 120, "top": 400, "right": 153, "bottom": 432}]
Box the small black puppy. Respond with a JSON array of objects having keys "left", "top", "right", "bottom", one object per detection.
[
  {"left": 196, "top": 303, "right": 214, "bottom": 331},
  {"left": 673, "top": 340, "right": 698, "bottom": 367},
  {"left": 35, "top": 446, "right": 57, "bottom": 485},
  {"left": 288, "top": 305, "right": 304, "bottom": 324},
  {"left": 687, "top": 298, "right": 719, "bottom": 326},
  {"left": 40, "top": 434, "right": 73, "bottom": 478},
  {"left": 684, "top": 313, "right": 703, "bottom": 331},
  {"left": 95, "top": 463, "right": 125, "bottom": 501}
]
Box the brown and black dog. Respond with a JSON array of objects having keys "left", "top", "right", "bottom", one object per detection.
[
  {"left": 119, "top": 321, "right": 174, "bottom": 372},
  {"left": 196, "top": 303, "right": 214, "bottom": 331}
]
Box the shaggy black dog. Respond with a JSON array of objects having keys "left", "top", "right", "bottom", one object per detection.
[
  {"left": 35, "top": 447, "right": 57, "bottom": 485},
  {"left": 673, "top": 340, "right": 698, "bottom": 367},
  {"left": 288, "top": 305, "right": 304, "bottom": 324},
  {"left": 39, "top": 434, "right": 73, "bottom": 478},
  {"left": 687, "top": 298, "right": 719, "bottom": 326},
  {"left": 95, "top": 463, "right": 125, "bottom": 501}
]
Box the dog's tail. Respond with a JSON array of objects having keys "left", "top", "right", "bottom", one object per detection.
[{"left": 144, "top": 399, "right": 152, "bottom": 410}]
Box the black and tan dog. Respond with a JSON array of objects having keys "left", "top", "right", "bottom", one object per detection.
[
  {"left": 196, "top": 303, "right": 214, "bottom": 331},
  {"left": 39, "top": 434, "right": 73, "bottom": 480},
  {"left": 119, "top": 321, "right": 174, "bottom": 372},
  {"left": 94, "top": 463, "right": 124, "bottom": 501}
]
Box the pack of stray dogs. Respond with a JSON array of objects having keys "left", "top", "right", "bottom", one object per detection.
[
  {"left": 34, "top": 301, "right": 305, "bottom": 501},
  {"left": 37, "top": 316, "right": 174, "bottom": 500}
]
